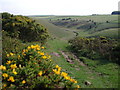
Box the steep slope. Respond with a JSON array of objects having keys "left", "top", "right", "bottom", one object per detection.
[{"left": 32, "top": 17, "right": 76, "bottom": 40}]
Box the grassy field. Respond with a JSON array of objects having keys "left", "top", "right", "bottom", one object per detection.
[
  {"left": 31, "top": 15, "right": 119, "bottom": 88},
  {"left": 50, "top": 15, "right": 118, "bottom": 23},
  {"left": 91, "top": 28, "right": 119, "bottom": 38}
]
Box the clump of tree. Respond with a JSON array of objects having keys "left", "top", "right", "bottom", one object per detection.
[
  {"left": 61, "top": 18, "right": 71, "bottom": 20},
  {"left": 111, "top": 11, "right": 120, "bottom": 15},
  {"left": 2, "top": 12, "right": 49, "bottom": 43},
  {"left": 68, "top": 36, "right": 119, "bottom": 63}
]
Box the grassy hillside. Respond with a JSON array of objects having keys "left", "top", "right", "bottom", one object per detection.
[
  {"left": 48, "top": 15, "right": 119, "bottom": 39},
  {"left": 30, "top": 15, "right": 119, "bottom": 88},
  {"left": 32, "top": 17, "right": 76, "bottom": 40},
  {"left": 50, "top": 15, "right": 118, "bottom": 22},
  {"left": 91, "top": 28, "right": 119, "bottom": 38}
]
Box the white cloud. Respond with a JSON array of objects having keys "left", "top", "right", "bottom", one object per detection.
[{"left": 0, "top": 0, "right": 119, "bottom": 15}]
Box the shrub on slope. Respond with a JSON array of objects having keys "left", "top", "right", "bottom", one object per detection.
[
  {"left": 1, "top": 45, "right": 80, "bottom": 89},
  {"left": 68, "top": 36, "right": 119, "bottom": 63},
  {"left": 2, "top": 12, "right": 49, "bottom": 43}
]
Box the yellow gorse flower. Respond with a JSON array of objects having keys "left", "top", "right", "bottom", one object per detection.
[
  {"left": 3, "top": 84, "right": 7, "bottom": 87},
  {"left": 53, "top": 65, "right": 62, "bottom": 75},
  {"left": 57, "top": 66, "right": 61, "bottom": 72},
  {"left": 10, "top": 64, "right": 17, "bottom": 69},
  {"left": 19, "top": 64, "right": 22, "bottom": 68},
  {"left": 55, "top": 65, "right": 59, "bottom": 68},
  {"left": 2, "top": 73, "right": 8, "bottom": 78},
  {"left": 37, "top": 51, "right": 41, "bottom": 54},
  {"left": 76, "top": 85, "right": 80, "bottom": 88},
  {"left": 25, "top": 49, "right": 28, "bottom": 52},
  {"left": 22, "top": 49, "right": 26, "bottom": 53},
  {"left": 42, "top": 56, "right": 47, "bottom": 59},
  {"left": 22, "top": 80, "right": 26, "bottom": 84},
  {"left": 35, "top": 44, "right": 39, "bottom": 47},
  {"left": 70, "top": 79, "right": 77, "bottom": 83},
  {"left": 61, "top": 72, "right": 68, "bottom": 77},
  {"left": 7, "top": 54, "right": 10, "bottom": 57},
  {"left": 22, "top": 49, "right": 27, "bottom": 56},
  {"left": 10, "top": 53, "right": 14, "bottom": 56},
  {"left": 12, "top": 69, "right": 17, "bottom": 75},
  {"left": 18, "top": 55, "right": 20, "bottom": 59},
  {"left": 64, "top": 76, "right": 71, "bottom": 80},
  {"left": 61, "top": 71, "right": 78, "bottom": 83},
  {"left": 31, "top": 45, "right": 34, "bottom": 49},
  {"left": 40, "top": 52, "right": 44, "bottom": 56},
  {"left": 41, "top": 46, "right": 44, "bottom": 49},
  {"left": 27, "top": 46, "right": 31, "bottom": 50},
  {"left": 6, "top": 60, "right": 12, "bottom": 64},
  {"left": 31, "top": 45, "right": 40, "bottom": 49},
  {"left": 53, "top": 69, "right": 60, "bottom": 75},
  {"left": 8, "top": 76, "right": 15, "bottom": 82},
  {"left": 47, "top": 55, "right": 51, "bottom": 59},
  {"left": 7, "top": 53, "right": 14, "bottom": 57},
  {"left": 38, "top": 71, "right": 43, "bottom": 76},
  {"left": 27, "top": 45, "right": 41, "bottom": 51},
  {"left": 23, "top": 49, "right": 28, "bottom": 53},
  {"left": 36, "top": 47, "right": 40, "bottom": 50},
  {"left": 0, "top": 65, "right": 6, "bottom": 70}
]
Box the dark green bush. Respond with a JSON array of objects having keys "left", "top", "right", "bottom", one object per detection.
[
  {"left": 68, "top": 36, "right": 119, "bottom": 63},
  {"left": 2, "top": 30, "right": 26, "bottom": 63},
  {"left": 2, "top": 12, "right": 49, "bottom": 44}
]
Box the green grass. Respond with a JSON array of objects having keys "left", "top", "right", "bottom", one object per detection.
[
  {"left": 89, "top": 22, "right": 118, "bottom": 32},
  {"left": 91, "top": 28, "right": 119, "bottom": 38},
  {"left": 71, "top": 15, "right": 116, "bottom": 22},
  {"left": 50, "top": 15, "right": 118, "bottom": 23},
  {"left": 31, "top": 17, "right": 76, "bottom": 40},
  {"left": 83, "top": 58, "right": 119, "bottom": 88},
  {"left": 76, "top": 15, "right": 118, "bottom": 23}
]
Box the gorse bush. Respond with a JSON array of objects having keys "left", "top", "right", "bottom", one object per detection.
[
  {"left": 2, "top": 12, "right": 50, "bottom": 64},
  {"left": 2, "top": 30, "right": 27, "bottom": 63},
  {"left": 2, "top": 12, "right": 49, "bottom": 43},
  {"left": 68, "top": 36, "right": 119, "bottom": 63},
  {"left": 1, "top": 12, "right": 80, "bottom": 89},
  {"left": 1, "top": 45, "right": 80, "bottom": 89}
]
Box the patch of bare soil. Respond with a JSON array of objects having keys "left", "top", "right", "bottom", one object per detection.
[
  {"left": 60, "top": 51, "right": 74, "bottom": 64},
  {"left": 72, "top": 53, "right": 85, "bottom": 66},
  {"left": 50, "top": 52, "right": 60, "bottom": 57}
]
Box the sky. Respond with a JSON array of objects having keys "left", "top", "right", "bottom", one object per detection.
[{"left": 0, "top": 0, "right": 119, "bottom": 15}]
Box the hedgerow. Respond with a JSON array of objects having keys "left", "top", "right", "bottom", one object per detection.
[{"left": 1, "top": 45, "right": 80, "bottom": 89}]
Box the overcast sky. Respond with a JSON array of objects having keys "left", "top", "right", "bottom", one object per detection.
[{"left": 0, "top": 0, "right": 119, "bottom": 15}]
